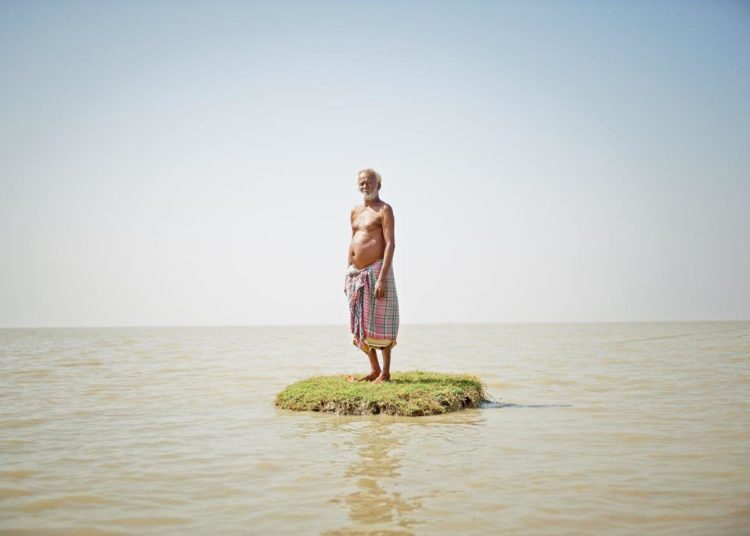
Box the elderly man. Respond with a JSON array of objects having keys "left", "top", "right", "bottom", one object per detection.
[{"left": 345, "top": 168, "right": 399, "bottom": 384}]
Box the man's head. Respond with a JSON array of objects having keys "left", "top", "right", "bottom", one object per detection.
[{"left": 357, "top": 168, "right": 381, "bottom": 201}]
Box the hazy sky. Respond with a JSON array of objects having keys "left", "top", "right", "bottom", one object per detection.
[{"left": 1, "top": 1, "right": 749, "bottom": 327}]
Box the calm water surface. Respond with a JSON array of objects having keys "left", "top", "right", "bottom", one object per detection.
[{"left": 1, "top": 323, "right": 749, "bottom": 534}]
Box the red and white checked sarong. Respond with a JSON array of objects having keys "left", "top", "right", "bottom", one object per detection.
[{"left": 345, "top": 259, "right": 399, "bottom": 352}]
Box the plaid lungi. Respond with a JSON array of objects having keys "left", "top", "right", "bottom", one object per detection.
[{"left": 345, "top": 259, "right": 399, "bottom": 352}]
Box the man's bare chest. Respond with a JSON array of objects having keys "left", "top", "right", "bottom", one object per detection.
[{"left": 352, "top": 209, "right": 382, "bottom": 233}]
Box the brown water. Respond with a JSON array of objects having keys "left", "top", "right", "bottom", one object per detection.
[{"left": 1, "top": 323, "right": 749, "bottom": 534}]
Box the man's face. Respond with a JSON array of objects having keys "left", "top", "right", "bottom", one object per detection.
[{"left": 358, "top": 173, "right": 378, "bottom": 200}]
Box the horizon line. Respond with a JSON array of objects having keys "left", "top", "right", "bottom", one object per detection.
[{"left": 1, "top": 319, "right": 748, "bottom": 329}]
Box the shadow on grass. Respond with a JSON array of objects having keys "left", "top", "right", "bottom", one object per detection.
[{"left": 387, "top": 377, "right": 479, "bottom": 386}]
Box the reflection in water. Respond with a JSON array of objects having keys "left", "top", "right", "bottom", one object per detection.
[
  {"left": 316, "top": 412, "right": 486, "bottom": 535},
  {"left": 322, "top": 419, "right": 421, "bottom": 536}
]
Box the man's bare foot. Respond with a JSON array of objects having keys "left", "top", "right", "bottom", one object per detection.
[
  {"left": 347, "top": 371, "right": 380, "bottom": 383},
  {"left": 372, "top": 374, "right": 391, "bottom": 384}
]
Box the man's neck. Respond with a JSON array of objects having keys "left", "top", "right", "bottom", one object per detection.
[{"left": 363, "top": 196, "right": 380, "bottom": 207}]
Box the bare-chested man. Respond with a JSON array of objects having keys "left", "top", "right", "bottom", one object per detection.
[{"left": 345, "top": 168, "right": 399, "bottom": 384}]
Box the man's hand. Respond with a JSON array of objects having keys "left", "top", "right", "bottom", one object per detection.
[{"left": 374, "top": 278, "right": 386, "bottom": 299}]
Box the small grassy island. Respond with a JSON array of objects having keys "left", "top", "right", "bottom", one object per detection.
[{"left": 275, "top": 370, "right": 489, "bottom": 416}]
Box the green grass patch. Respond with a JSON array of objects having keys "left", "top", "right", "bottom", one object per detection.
[{"left": 275, "top": 370, "right": 489, "bottom": 416}]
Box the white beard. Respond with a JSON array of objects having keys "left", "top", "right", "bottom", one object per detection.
[{"left": 362, "top": 191, "right": 377, "bottom": 201}]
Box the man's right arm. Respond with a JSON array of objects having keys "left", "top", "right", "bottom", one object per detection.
[
  {"left": 345, "top": 208, "right": 355, "bottom": 294},
  {"left": 347, "top": 208, "right": 356, "bottom": 265}
]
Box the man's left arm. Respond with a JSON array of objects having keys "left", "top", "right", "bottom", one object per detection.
[{"left": 375, "top": 205, "right": 395, "bottom": 299}]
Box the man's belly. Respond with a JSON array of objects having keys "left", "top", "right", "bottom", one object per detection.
[{"left": 349, "top": 236, "right": 385, "bottom": 269}]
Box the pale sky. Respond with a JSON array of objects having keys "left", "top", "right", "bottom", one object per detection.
[{"left": 1, "top": 1, "right": 749, "bottom": 327}]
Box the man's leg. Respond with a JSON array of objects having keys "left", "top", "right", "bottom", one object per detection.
[
  {"left": 374, "top": 346, "right": 392, "bottom": 383},
  {"left": 347, "top": 347, "right": 381, "bottom": 382}
]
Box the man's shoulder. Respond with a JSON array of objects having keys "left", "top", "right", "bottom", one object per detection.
[
  {"left": 350, "top": 201, "right": 394, "bottom": 215},
  {"left": 378, "top": 200, "right": 394, "bottom": 214}
]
